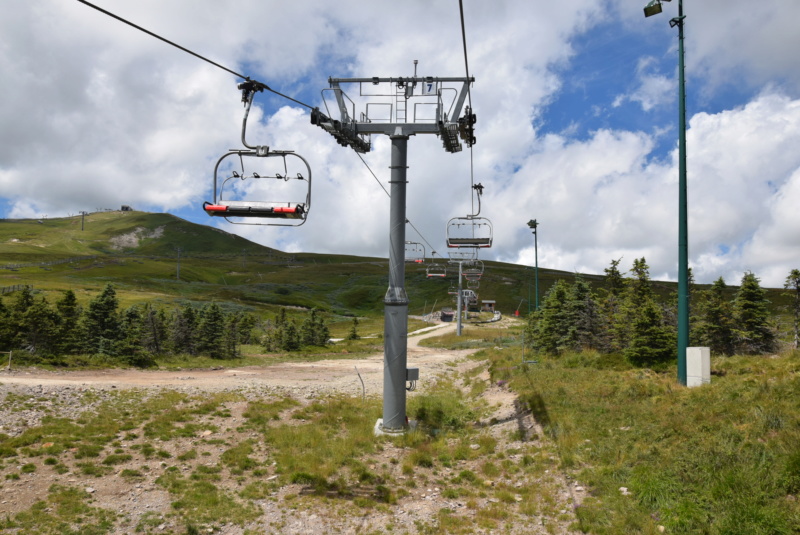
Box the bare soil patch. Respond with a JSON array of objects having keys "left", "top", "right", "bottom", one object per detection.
[{"left": 0, "top": 323, "right": 583, "bottom": 534}]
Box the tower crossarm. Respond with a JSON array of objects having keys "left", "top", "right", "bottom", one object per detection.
[{"left": 314, "top": 76, "right": 475, "bottom": 150}]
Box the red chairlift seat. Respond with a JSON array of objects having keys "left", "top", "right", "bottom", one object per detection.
[{"left": 203, "top": 201, "right": 306, "bottom": 219}]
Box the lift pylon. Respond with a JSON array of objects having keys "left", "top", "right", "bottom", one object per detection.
[{"left": 314, "top": 68, "right": 475, "bottom": 434}]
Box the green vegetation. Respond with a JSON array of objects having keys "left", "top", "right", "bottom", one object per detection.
[
  {"left": 482, "top": 341, "right": 800, "bottom": 534},
  {"left": 525, "top": 258, "right": 792, "bottom": 369},
  {"left": 2, "top": 211, "right": 800, "bottom": 533}
]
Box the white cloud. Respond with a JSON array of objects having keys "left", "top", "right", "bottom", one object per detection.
[
  {"left": 613, "top": 56, "right": 674, "bottom": 112},
  {"left": 502, "top": 91, "right": 800, "bottom": 287},
  {"left": 2, "top": 0, "right": 800, "bottom": 290}
]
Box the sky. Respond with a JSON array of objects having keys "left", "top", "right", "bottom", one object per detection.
[{"left": 2, "top": 0, "right": 800, "bottom": 288}]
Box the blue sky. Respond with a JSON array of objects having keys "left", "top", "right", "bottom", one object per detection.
[{"left": 2, "top": 0, "right": 800, "bottom": 287}]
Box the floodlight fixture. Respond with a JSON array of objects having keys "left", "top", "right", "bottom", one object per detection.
[{"left": 644, "top": 0, "right": 671, "bottom": 17}]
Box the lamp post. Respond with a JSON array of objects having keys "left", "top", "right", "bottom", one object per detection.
[
  {"left": 644, "top": 0, "right": 688, "bottom": 386},
  {"left": 527, "top": 220, "right": 539, "bottom": 312}
]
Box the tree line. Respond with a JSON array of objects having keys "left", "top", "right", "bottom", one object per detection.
[
  {"left": 526, "top": 259, "right": 800, "bottom": 367},
  {"left": 0, "top": 284, "right": 331, "bottom": 367}
]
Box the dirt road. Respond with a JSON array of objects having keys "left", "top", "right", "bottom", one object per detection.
[{"left": 0, "top": 322, "right": 466, "bottom": 398}]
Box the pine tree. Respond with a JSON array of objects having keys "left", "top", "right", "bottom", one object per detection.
[
  {"left": 83, "top": 284, "right": 121, "bottom": 356},
  {"left": 616, "top": 258, "right": 675, "bottom": 367},
  {"left": 141, "top": 304, "right": 167, "bottom": 355},
  {"left": 117, "top": 305, "right": 144, "bottom": 359},
  {"left": 55, "top": 290, "right": 83, "bottom": 355},
  {"left": 315, "top": 316, "right": 331, "bottom": 346},
  {"left": 604, "top": 258, "right": 625, "bottom": 297},
  {"left": 20, "top": 297, "right": 60, "bottom": 356},
  {"left": 529, "top": 279, "right": 570, "bottom": 354},
  {"left": 624, "top": 299, "right": 675, "bottom": 368},
  {"left": 170, "top": 306, "right": 197, "bottom": 355},
  {"left": 237, "top": 313, "right": 257, "bottom": 345},
  {"left": 197, "top": 303, "right": 225, "bottom": 358},
  {"left": 0, "top": 297, "right": 12, "bottom": 350},
  {"left": 300, "top": 309, "right": 329, "bottom": 347},
  {"left": 10, "top": 286, "right": 35, "bottom": 348},
  {"left": 785, "top": 269, "right": 800, "bottom": 350},
  {"left": 280, "top": 320, "right": 300, "bottom": 351},
  {"left": 220, "top": 312, "right": 240, "bottom": 359},
  {"left": 563, "top": 275, "right": 601, "bottom": 351},
  {"left": 694, "top": 277, "right": 736, "bottom": 355},
  {"left": 345, "top": 317, "right": 360, "bottom": 341},
  {"left": 733, "top": 272, "right": 776, "bottom": 354},
  {"left": 599, "top": 259, "right": 626, "bottom": 352}
]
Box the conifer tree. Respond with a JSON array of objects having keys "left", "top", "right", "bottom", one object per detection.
[
  {"left": 83, "top": 284, "right": 121, "bottom": 356},
  {"left": 141, "top": 304, "right": 167, "bottom": 355},
  {"left": 10, "top": 286, "right": 35, "bottom": 348},
  {"left": 563, "top": 275, "right": 601, "bottom": 351},
  {"left": 220, "top": 312, "right": 240, "bottom": 359},
  {"left": 624, "top": 299, "right": 675, "bottom": 368},
  {"left": 346, "top": 316, "right": 360, "bottom": 341},
  {"left": 598, "top": 258, "right": 626, "bottom": 352},
  {"left": 55, "top": 290, "right": 83, "bottom": 355},
  {"left": 694, "top": 277, "right": 736, "bottom": 355},
  {"left": 197, "top": 303, "right": 225, "bottom": 358},
  {"left": 300, "top": 309, "right": 329, "bottom": 346},
  {"left": 280, "top": 320, "right": 300, "bottom": 351},
  {"left": 529, "top": 279, "right": 570, "bottom": 354},
  {"left": 0, "top": 297, "right": 12, "bottom": 350},
  {"left": 237, "top": 313, "right": 257, "bottom": 345},
  {"left": 604, "top": 258, "right": 625, "bottom": 297},
  {"left": 117, "top": 305, "right": 144, "bottom": 359},
  {"left": 733, "top": 272, "right": 776, "bottom": 354},
  {"left": 785, "top": 269, "right": 800, "bottom": 350},
  {"left": 20, "top": 297, "right": 60, "bottom": 356},
  {"left": 616, "top": 258, "right": 674, "bottom": 366},
  {"left": 170, "top": 306, "right": 197, "bottom": 355}
]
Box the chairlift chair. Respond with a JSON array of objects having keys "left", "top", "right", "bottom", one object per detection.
[
  {"left": 426, "top": 262, "right": 447, "bottom": 278},
  {"left": 467, "top": 279, "right": 480, "bottom": 290},
  {"left": 462, "top": 260, "right": 484, "bottom": 280},
  {"left": 426, "top": 252, "right": 447, "bottom": 278},
  {"left": 204, "top": 150, "right": 311, "bottom": 226},
  {"left": 203, "top": 82, "right": 312, "bottom": 226},
  {"left": 404, "top": 241, "right": 425, "bottom": 263},
  {"left": 446, "top": 217, "right": 493, "bottom": 248},
  {"left": 446, "top": 183, "right": 493, "bottom": 248}
]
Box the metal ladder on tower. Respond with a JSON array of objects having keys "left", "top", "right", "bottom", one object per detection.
[{"left": 395, "top": 83, "right": 406, "bottom": 123}]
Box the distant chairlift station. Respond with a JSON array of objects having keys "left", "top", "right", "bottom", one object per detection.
[{"left": 204, "top": 82, "right": 312, "bottom": 226}]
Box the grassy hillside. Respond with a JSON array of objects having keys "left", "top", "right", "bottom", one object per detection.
[{"left": 0, "top": 211, "right": 793, "bottom": 327}]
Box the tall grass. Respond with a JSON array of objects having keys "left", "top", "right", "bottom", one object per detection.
[{"left": 482, "top": 347, "right": 800, "bottom": 533}]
